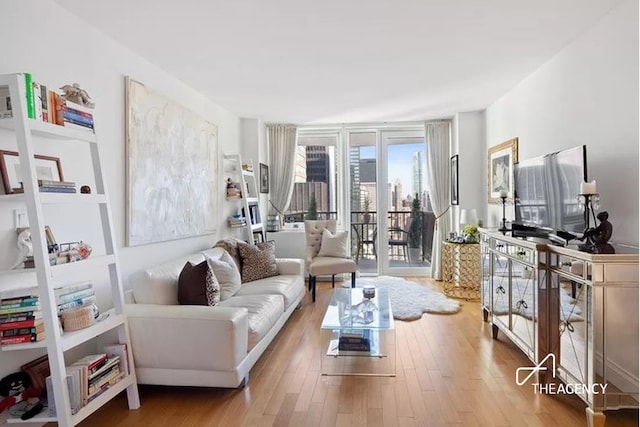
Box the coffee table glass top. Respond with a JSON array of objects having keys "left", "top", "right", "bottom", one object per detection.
[{"left": 321, "top": 288, "right": 393, "bottom": 330}]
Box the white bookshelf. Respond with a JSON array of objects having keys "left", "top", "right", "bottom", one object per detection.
[{"left": 0, "top": 73, "right": 140, "bottom": 426}]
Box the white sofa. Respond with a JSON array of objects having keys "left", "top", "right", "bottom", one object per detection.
[{"left": 124, "top": 247, "right": 305, "bottom": 388}]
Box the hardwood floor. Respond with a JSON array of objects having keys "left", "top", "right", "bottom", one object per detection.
[{"left": 76, "top": 279, "right": 638, "bottom": 426}]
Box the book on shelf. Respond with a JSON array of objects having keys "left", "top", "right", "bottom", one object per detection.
[
  {"left": 63, "top": 98, "right": 94, "bottom": 115},
  {"left": 72, "top": 354, "right": 108, "bottom": 373},
  {"left": 0, "top": 331, "right": 46, "bottom": 345},
  {"left": 1, "top": 295, "right": 39, "bottom": 305},
  {"left": 87, "top": 372, "right": 126, "bottom": 404},
  {"left": 0, "top": 318, "right": 43, "bottom": 331},
  {"left": 63, "top": 110, "right": 93, "bottom": 126},
  {"left": 46, "top": 370, "right": 82, "bottom": 416},
  {"left": 54, "top": 282, "right": 93, "bottom": 298},
  {"left": 38, "top": 179, "right": 76, "bottom": 188},
  {"left": 0, "top": 322, "right": 45, "bottom": 337},
  {"left": 0, "top": 304, "right": 43, "bottom": 315},
  {"left": 0, "top": 286, "right": 39, "bottom": 300},
  {"left": 104, "top": 343, "right": 130, "bottom": 375},
  {"left": 0, "top": 311, "right": 42, "bottom": 324},
  {"left": 56, "top": 287, "right": 95, "bottom": 306},
  {"left": 64, "top": 116, "right": 94, "bottom": 129},
  {"left": 88, "top": 357, "right": 119, "bottom": 382},
  {"left": 0, "top": 299, "right": 40, "bottom": 310},
  {"left": 63, "top": 120, "right": 95, "bottom": 132},
  {"left": 39, "top": 186, "right": 77, "bottom": 193},
  {"left": 57, "top": 295, "right": 96, "bottom": 313},
  {"left": 24, "top": 73, "right": 35, "bottom": 119},
  {"left": 88, "top": 367, "right": 122, "bottom": 397}
]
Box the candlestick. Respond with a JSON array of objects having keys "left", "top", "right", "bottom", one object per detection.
[
  {"left": 498, "top": 194, "right": 509, "bottom": 232},
  {"left": 499, "top": 189, "right": 508, "bottom": 198},
  {"left": 580, "top": 180, "right": 597, "bottom": 195}
]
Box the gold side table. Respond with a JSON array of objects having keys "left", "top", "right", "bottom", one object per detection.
[{"left": 442, "top": 241, "right": 481, "bottom": 300}]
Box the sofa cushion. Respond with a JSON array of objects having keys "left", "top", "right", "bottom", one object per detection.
[
  {"left": 132, "top": 253, "right": 205, "bottom": 305},
  {"left": 177, "top": 261, "right": 208, "bottom": 305},
  {"left": 237, "top": 241, "right": 278, "bottom": 283},
  {"left": 234, "top": 275, "right": 304, "bottom": 309},
  {"left": 213, "top": 237, "right": 245, "bottom": 272},
  {"left": 205, "top": 249, "right": 241, "bottom": 301},
  {"left": 317, "top": 229, "right": 348, "bottom": 258},
  {"left": 218, "top": 294, "right": 284, "bottom": 350}
]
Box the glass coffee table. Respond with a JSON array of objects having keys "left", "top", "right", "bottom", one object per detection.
[{"left": 320, "top": 287, "right": 396, "bottom": 376}]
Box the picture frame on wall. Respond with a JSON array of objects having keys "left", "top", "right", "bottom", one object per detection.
[
  {"left": 0, "top": 150, "right": 64, "bottom": 194},
  {"left": 487, "top": 137, "right": 519, "bottom": 204},
  {"left": 259, "top": 163, "right": 269, "bottom": 194},
  {"left": 450, "top": 154, "right": 459, "bottom": 205}
]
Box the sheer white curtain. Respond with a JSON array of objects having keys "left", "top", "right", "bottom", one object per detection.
[
  {"left": 267, "top": 124, "right": 298, "bottom": 216},
  {"left": 425, "top": 121, "right": 451, "bottom": 280}
]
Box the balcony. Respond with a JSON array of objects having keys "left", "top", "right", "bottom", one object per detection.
[{"left": 283, "top": 210, "right": 434, "bottom": 273}]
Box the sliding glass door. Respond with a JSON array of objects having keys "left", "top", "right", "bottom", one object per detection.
[{"left": 347, "top": 127, "right": 432, "bottom": 276}]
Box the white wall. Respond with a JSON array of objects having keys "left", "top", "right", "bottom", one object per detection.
[
  {"left": 0, "top": 0, "right": 240, "bottom": 380},
  {"left": 485, "top": 0, "right": 638, "bottom": 246},
  {"left": 484, "top": 0, "right": 638, "bottom": 394},
  {"left": 454, "top": 111, "right": 485, "bottom": 231}
]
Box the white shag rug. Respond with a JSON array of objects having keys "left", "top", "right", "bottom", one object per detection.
[{"left": 356, "top": 276, "right": 461, "bottom": 321}]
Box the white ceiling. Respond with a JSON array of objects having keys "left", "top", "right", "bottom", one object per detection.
[{"left": 54, "top": 0, "right": 622, "bottom": 124}]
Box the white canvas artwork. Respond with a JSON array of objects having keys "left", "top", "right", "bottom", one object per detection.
[{"left": 125, "top": 77, "right": 218, "bottom": 246}]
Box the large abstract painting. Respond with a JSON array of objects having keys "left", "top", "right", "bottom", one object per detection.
[{"left": 125, "top": 77, "right": 218, "bottom": 246}]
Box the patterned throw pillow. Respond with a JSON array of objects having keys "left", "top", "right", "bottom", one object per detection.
[
  {"left": 237, "top": 241, "right": 278, "bottom": 283},
  {"left": 205, "top": 265, "right": 220, "bottom": 306},
  {"left": 317, "top": 229, "right": 348, "bottom": 258},
  {"left": 213, "top": 237, "right": 245, "bottom": 272},
  {"left": 205, "top": 250, "right": 242, "bottom": 300},
  {"left": 177, "top": 261, "right": 220, "bottom": 306}
]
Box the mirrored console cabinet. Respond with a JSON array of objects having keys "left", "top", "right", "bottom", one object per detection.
[{"left": 480, "top": 229, "right": 638, "bottom": 427}]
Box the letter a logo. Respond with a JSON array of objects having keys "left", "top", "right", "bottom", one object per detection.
[{"left": 516, "top": 353, "right": 556, "bottom": 386}]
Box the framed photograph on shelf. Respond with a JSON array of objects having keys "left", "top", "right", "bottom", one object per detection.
[
  {"left": 487, "top": 138, "right": 518, "bottom": 204},
  {"left": 259, "top": 163, "right": 269, "bottom": 194},
  {"left": 450, "top": 154, "right": 459, "bottom": 205},
  {"left": 0, "top": 150, "right": 64, "bottom": 194}
]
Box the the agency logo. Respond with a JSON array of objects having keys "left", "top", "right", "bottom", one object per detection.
[{"left": 516, "top": 353, "right": 608, "bottom": 395}]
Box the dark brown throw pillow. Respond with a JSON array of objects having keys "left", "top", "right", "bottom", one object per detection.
[
  {"left": 178, "top": 261, "right": 220, "bottom": 306},
  {"left": 237, "top": 241, "right": 278, "bottom": 283}
]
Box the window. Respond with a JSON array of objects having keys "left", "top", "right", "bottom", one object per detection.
[{"left": 284, "top": 134, "right": 339, "bottom": 223}]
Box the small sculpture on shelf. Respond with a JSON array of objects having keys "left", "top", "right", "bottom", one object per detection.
[
  {"left": 59, "top": 83, "right": 95, "bottom": 108},
  {"left": 578, "top": 211, "right": 615, "bottom": 254},
  {"left": 10, "top": 229, "right": 33, "bottom": 270}
]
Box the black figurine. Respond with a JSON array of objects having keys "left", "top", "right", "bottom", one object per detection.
[{"left": 578, "top": 211, "right": 615, "bottom": 254}]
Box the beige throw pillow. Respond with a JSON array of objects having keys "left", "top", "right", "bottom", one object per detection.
[
  {"left": 237, "top": 241, "right": 279, "bottom": 283},
  {"left": 317, "top": 229, "right": 348, "bottom": 258},
  {"left": 205, "top": 250, "right": 241, "bottom": 300}
]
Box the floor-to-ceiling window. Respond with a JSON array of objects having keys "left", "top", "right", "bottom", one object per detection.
[{"left": 290, "top": 124, "right": 434, "bottom": 276}]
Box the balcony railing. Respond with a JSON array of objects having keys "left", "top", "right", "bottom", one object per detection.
[{"left": 283, "top": 210, "right": 435, "bottom": 266}]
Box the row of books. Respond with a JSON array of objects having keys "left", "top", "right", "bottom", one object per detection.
[
  {"left": 338, "top": 330, "right": 372, "bottom": 352},
  {"left": 0, "top": 290, "right": 45, "bottom": 345},
  {"left": 12, "top": 179, "right": 78, "bottom": 194},
  {"left": 228, "top": 216, "right": 247, "bottom": 228},
  {"left": 47, "top": 344, "right": 129, "bottom": 415},
  {"left": 0, "top": 282, "right": 95, "bottom": 346},
  {"left": 0, "top": 73, "right": 95, "bottom": 132}
]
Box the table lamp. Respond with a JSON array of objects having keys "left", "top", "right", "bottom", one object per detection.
[{"left": 460, "top": 208, "right": 478, "bottom": 227}]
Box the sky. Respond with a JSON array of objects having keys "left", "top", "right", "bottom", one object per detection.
[{"left": 359, "top": 142, "right": 426, "bottom": 198}]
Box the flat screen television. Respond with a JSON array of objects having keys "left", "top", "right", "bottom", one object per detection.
[{"left": 513, "top": 145, "right": 587, "bottom": 241}]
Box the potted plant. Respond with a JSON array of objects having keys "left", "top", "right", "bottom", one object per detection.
[
  {"left": 306, "top": 192, "right": 318, "bottom": 220},
  {"left": 408, "top": 194, "right": 423, "bottom": 263},
  {"left": 462, "top": 224, "right": 480, "bottom": 243},
  {"left": 362, "top": 195, "right": 371, "bottom": 223}
]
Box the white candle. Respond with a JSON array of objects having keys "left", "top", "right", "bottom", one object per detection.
[
  {"left": 499, "top": 190, "right": 508, "bottom": 198},
  {"left": 580, "top": 180, "right": 597, "bottom": 194}
]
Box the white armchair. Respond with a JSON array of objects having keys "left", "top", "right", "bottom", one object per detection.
[{"left": 304, "top": 219, "right": 357, "bottom": 302}]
